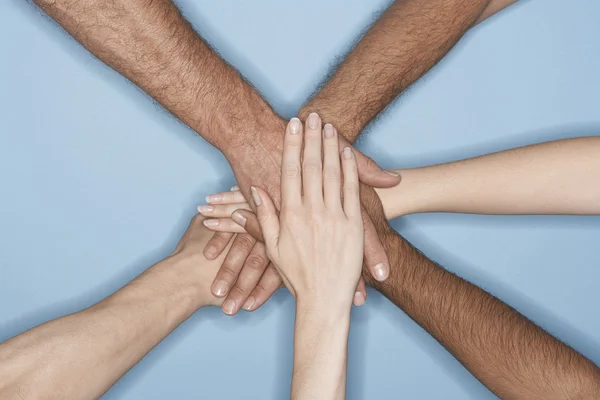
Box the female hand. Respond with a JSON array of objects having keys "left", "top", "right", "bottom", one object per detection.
[{"left": 250, "top": 114, "right": 364, "bottom": 307}]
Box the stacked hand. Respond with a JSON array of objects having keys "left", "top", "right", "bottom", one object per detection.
[{"left": 199, "top": 113, "right": 400, "bottom": 315}]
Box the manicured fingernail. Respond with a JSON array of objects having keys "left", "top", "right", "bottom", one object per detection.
[
  {"left": 232, "top": 211, "right": 247, "bottom": 227},
  {"left": 206, "top": 194, "right": 223, "bottom": 203},
  {"left": 197, "top": 205, "right": 214, "bottom": 213},
  {"left": 203, "top": 219, "right": 219, "bottom": 227},
  {"left": 384, "top": 170, "right": 400, "bottom": 177},
  {"left": 324, "top": 124, "right": 334, "bottom": 138},
  {"left": 308, "top": 112, "right": 320, "bottom": 129},
  {"left": 212, "top": 280, "right": 229, "bottom": 297},
  {"left": 289, "top": 118, "right": 301, "bottom": 135},
  {"left": 374, "top": 263, "right": 389, "bottom": 281},
  {"left": 343, "top": 147, "right": 353, "bottom": 160},
  {"left": 243, "top": 296, "right": 255, "bottom": 311},
  {"left": 231, "top": 185, "right": 240, "bottom": 191},
  {"left": 354, "top": 291, "right": 366, "bottom": 306},
  {"left": 251, "top": 186, "right": 262, "bottom": 206},
  {"left": 222, "top": 299, "right": 236, "bottom": 315}
]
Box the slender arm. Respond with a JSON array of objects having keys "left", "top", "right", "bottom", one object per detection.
[
  {"left": 32, "top": 0, "right": 279, "bottom": 152},
  {"left": 300, "top": 0, "right": 519, "bottom": 141},
  {"left": 376, "top": 136, "right": 600, "bottom": 218},
  {"left": 0, "top": 219, "right": 227, "bottom": 399},
  {"left": 292, "top": 304, "right": 350, "bottom": 400},
  {"left": 365, "top": 228, "right": 600, "bottom": 399}
]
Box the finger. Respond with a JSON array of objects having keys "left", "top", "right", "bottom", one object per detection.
[
  {"left": 244, "top": 263, "right": 283, "bottom": 311},
  {"left": 338, "top": 136, "right": 401, "bottom": 188},
  {"left": 205, "top": 190, "right": 247, "bottom": 204},
  {"left": 353, "top": 277, "right": 367, "bottom": 307},
  {"left": 232, "top": 210, "right": 264, "bottom": 243},
  {"left": 210, "top": 233, "right": 256, "bottom": 297},
  {"left": 281, "top": 117, "right": 303, "bottom": 208},
  {"left": 252, "top": 186, "right": 279, "bottom": 251},
  {"left": 362, "top": 205, "right": 390, "bottom": 282},
  {"left": 302, "top": 112, "right": 324, "bottom": 205},
  {"left": 341, "top": 147, "right": 361, "bottom": 219},
  {"left": 322, "top": 124, "right": 342, "bottom": 211},
  {"left": 202, "top": 218, "right": 247, "bottom": 234},
  {"left": 198, "top": 203, "right": 252, "bottom": 218},
  {"left": 231, "top": 184, "right": 240, "bottom": 191},
  {"left": 203, "top": 231, "right": 234, "bottom": 260},
  {"left": 221, "top": 242, "right": 270, "bottom": 315}
]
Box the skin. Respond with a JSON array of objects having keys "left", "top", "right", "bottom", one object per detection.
[
  {"left": 0, "top": 216, "right": 231, "bottom": 399},
  {"left": 251, "top": 117, "right": 364, "bottom": 399},
  {"left": 204, "top": 136, "right": 600, "bottom": 222},
  {"left": 376, "top": 136, "right": 600, "bottom": 218},
  {"left": 30, "top": 0, "right": 401, "bottom": 317}
]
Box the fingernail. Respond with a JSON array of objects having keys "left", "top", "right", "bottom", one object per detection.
[
  {"left": 324, "top": 124, "right": 334, "bottom": 138},
  {"left": 289, "top": 118, "right": 301, "bottom": 135},
  {"left": 203, "top": 219, "right": 219, "bottom": 227},
  {"left": 232, "top": 211, "right": 247, "bottom": 227},
  {"left": 251, "top": 186, "right": 262, "bottom": 206},
  {"left": 308, "top": 112, "right": 320, "bottom": 129},
  {"left": 212, "top": 280, "right": 229, "bottom": 297},
  {"left": 204, "top": 246, "right": 217, "bottom": 259},
  {"left": 231, "top": 185, "right": 240, "bottom": 191},
  {"left": 343, "top": 147, "right": 353, "bottom": 160},
  {"left": 243, "top": 296, "right": 256, "bottom": 311},
  {"left": 197, "top": 205, "right": 214, "bottom": 213},
  {"left": 374, "top": 263, "right": 389, "bottom": 281},
  {"left": 206, "top": 194, "right": 223, "bottom": 203},
  {"left": 222, "top": 299, "right": 236, "bottom": 315},
  {"left": 384, "top": 170, "right": 400, "bottom": 177},
  {"left": 354, "top": 291, "right": 366, "bottom": 306}
]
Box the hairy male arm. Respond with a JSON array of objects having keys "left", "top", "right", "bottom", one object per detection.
[
  {"left": 32, "top": 0, "right": 279, "bottom": 152},
  {"left": 365, "top": 222, "right": 600, "bottom": 399}
]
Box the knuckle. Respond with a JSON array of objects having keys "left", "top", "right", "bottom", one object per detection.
[
  {"left": 302, "top": 161, "right": 321, "bottom": 174},
  {"left": 234, "top": 235, "right": 254, "bottom": 253},
  {"left": 323, "top": 167, "right": 340, "bottom": 181},
  {"left": 245, "top": 254, "right": 267, "bottom": 269},
  {"left": 229, "top": 285, "right": 247, "bottom": 297},
  {"left": 365, "top": 156, "right": 377, "bottom": 170},
  {"left": 283, "top": 163, "right": 301, "bottom": 178},
  {"left": 219, "top": 264, "right": 238, "bottom": 279}
]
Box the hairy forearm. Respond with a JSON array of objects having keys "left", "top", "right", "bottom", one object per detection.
[
  {"left": 369, "top": 234, "right": 600, "bottom": 399},
  {"left": 292, "top": 303, "right": 350, "bottom": 400},
  {"left": 300, "top": 0, "right": 494, "bottom": 141},
  {"left": 33, "top": 0, "right": 278, "bottom": 152},
  {"left": 0, "top": 253, "right": 209, "bottom": 399},
  {"left": 376, "top": 137, "right": 600, "bottom": 218}
]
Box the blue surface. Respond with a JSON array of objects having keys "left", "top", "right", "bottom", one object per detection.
[{"left": 1, "top": 0, "right": 600, "bottom": 398}]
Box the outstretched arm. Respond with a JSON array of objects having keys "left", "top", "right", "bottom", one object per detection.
[
  {"left": 299, "top": 0, "right": 519, "bottom": 140},
  {"left": 376, "top": 136, "right": 600, "bottom": 218},
  {"left": 0, "top": 217, "right": 228, "bottom": 399},
  {"left": 369, "top": 227, "right": 600, "bottom": 399}
]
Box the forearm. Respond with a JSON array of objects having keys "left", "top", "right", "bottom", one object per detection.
[
  {"left": 0, "top": 253, "right": 208, "bottom": 399},
  {"left": 299, "top": 0, "right": 494, "bottom": 141},
  {"left": 292, "top": 303, "right": 351, "bottom": 400},
  {"left": 33, "top": 0, "right": 278, "bottom": 152},
  {"left": 376, "top": 137, "right": 600, "bottom": 218},
  {"left": 370, "top": 234, "right": 600, "bottom": 399}
]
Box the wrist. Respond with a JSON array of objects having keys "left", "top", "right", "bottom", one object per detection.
[
  {"left": 159, "top": 252, "right": 214, "bottom": 310},
  {"left": 295, "top": 295, "right": 353, "bottom": 323}
]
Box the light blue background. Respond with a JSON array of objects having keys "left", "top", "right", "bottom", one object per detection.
[{"left": 1, "top": 0, "right": 599, "bottom": 398}]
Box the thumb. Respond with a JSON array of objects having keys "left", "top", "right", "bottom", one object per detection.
[
  {"left": 338, "top": 136, "right": 401, "bottom": 188},
  {"left": 251, "top": 186, "right": 279, "bottom": 251},
  {"left": 231, "top": 209, "right": 264, "bottom": 243}
]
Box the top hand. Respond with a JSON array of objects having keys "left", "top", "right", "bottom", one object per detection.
[{"left": 251, "top": 119, "right": 364, "bottom": 307}]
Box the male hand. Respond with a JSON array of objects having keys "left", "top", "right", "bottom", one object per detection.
[{"left": 200, "top": 115, "right": 400, "bottom": 315}]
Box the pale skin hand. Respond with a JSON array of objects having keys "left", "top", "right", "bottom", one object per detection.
[
  {"left": 200, "top": 136, "right": 600, "bottom": 226},
  {"left": 0, "top": 216, "right": 232, "bottom": 400},
  {"left": 251, "top": 118, "right": 363, "bottom": 400}
]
